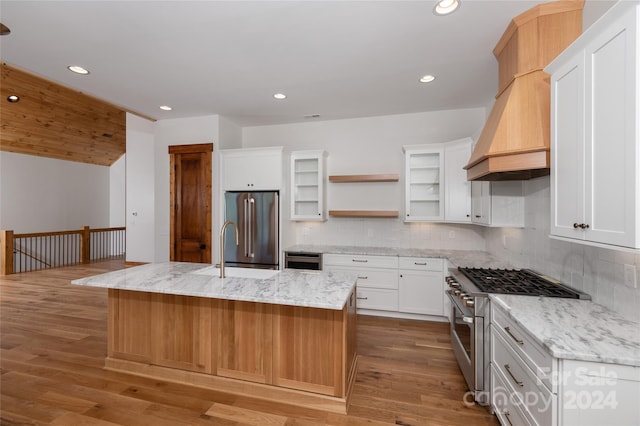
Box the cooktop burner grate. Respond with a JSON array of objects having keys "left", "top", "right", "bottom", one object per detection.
[{"left": 458, "top": 267, "right": 583, "bottom": 298}]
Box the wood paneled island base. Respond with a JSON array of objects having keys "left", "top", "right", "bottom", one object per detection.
[{"left": 106, "top": 289, "right": 358, "bottom": 414}]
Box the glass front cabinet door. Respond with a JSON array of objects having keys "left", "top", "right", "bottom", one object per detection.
[
  {"left": 403, "top": 146, "right": 444, "bottom": 221},
  {"left": 290, "top": 150, "right": 326, "bottom": 221}
]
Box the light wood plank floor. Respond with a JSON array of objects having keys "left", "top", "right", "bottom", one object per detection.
[{"left": 0, "top": 260, "right": 498, "bottom": 425}]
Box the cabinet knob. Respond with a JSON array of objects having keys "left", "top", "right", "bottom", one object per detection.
[
  {"left": 475, "top": 215, "right": 481, "bottom": 218},
  {"left": 573, "top": 223, "right": 580, "bottom": 229},
  {"left": 581, "top": 223, "right": 590, "bottom": 229},
  {"left": 466, "top": 214, "right": 470, "bottom": 217}
]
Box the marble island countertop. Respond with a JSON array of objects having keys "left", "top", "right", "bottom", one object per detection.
[
  {"left": 72, "top": 262, "right": 357, "bottom": 310},
  {"left": 285, "top": 244, "right": 510, "bottom": 269},
  {"left": 491, "top": 294, "right": 640, "bottom": 367}
]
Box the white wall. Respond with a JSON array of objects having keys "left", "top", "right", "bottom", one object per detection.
[
  {"left": 485, "top": 177, "right": 640, "bottom": 323},
  {"left": 0, "top": 151, "right": 111, "bottom": 233},
  {"left": 109, "top": 154, "right": 126, "bottom": 227},
  {"left": 126, "top": 113, "right": 156, "bottom": 263},
  {"left": 242, "top": 108, "right": 489, "bottom": 251}
]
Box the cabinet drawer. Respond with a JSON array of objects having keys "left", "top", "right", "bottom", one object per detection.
[
  {"left": 325, "top": 266, "right": 398, "bottom": 289},
  {"left": 492, "top": 305, "right": 555, "bottom": 391},
  {"left": 492, "top": 328, "right": 555, "bottom": 426},
  {"left": 492, "top": 365, "right": 534, "bottom": 426},
  {"left": 323, "top": 253, "right": 398, "bottom": 269},
  {"left": 356, "top": 287, "right": 398, "bottom": 311},
  {"left": 398, "top": 257, "right": 443, "bottom": 271}
]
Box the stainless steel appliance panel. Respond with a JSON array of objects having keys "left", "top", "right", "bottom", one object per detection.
[
  {"left": 284, "top": 251, "right": 322, "bottom": 270},
  {"left": 224, "top": 191, "right": 279, "bottom": 269}
]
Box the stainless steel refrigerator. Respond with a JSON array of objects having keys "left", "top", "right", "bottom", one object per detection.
[{"left": 224, "top": 191, "right": 279, "bottom": 269}]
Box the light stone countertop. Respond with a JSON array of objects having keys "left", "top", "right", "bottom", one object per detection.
[
  {"left": 491, "top": 294, "right": 640, "bottom": 367},
  {"left": 72, "top": 262, "right": 357, "bottom": 310},
  {"left": 285, "top": 244, "right": 510, "bottom": 269}
]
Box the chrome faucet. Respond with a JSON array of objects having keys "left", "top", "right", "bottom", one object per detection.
[{"left": 219, "top": 220, "right": 239, "bottom": 278}]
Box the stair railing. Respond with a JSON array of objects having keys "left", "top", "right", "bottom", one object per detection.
[{"left": 0, "top": 226, "right": 126, "bottom": 275}]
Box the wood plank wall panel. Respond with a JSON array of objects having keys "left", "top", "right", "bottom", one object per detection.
[{"left": 0, "top": 63, "right": 126, "bottom": 166}]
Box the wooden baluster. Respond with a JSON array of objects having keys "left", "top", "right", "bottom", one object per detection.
[
  {"left": 1, "top": 230, "right": 14, "bottom": 275},
  {"left": 80, "top": 226, "right": 91, "bottom": 264}
]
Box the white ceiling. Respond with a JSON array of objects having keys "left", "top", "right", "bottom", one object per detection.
[{"left": 0, "top": 0, "right": 548, "bottom": 127}]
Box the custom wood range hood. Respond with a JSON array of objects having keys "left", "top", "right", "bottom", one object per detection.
[{"left": 465, "top": 0, "right": 584, "bottom": 181}]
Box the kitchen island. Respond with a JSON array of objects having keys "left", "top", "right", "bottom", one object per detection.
[{"left": 72, "top": 262, "right": 358, "bottom": 413}]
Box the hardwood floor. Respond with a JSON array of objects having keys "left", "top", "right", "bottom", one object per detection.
[{"left": 0, "top": 260, "right": 498, "bottom": 426}]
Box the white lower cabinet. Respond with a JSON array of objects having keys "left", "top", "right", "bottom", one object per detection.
[
  {"left": 491, "top": 302, "right": 640, "bottom": 426},
  {"left": 324, "top": 254, "right": 399, "bottom": 312},
  {"left": 323, "top": 253, "right": 445, "bottom": 317},
  {"left": 398, "top": 257, "right": 444, "bottom": 316}
]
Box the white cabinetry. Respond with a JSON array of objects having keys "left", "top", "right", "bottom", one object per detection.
[
  {"left": 404, "top": 146, "right": 444, "bottom": 221},
  {"left": 491, "top": 301, "right": 640, "bottom": 426},
  {"left": 547, "top": 1, "right": 640, "bottom": 249},
  {"left": 221, "top": 147, "right": 283, "bottom": 191},
  {"left": 323, "top": 254, "right": 399, "bottom": 312},
  {"left": 471, "top": 181, "right": 524, "bottom": 227},
  {"left": 444, "top": 138, "right": 473, "bottom": 223},
  {"left": 398, "top": 257, "right": 445, "bottom": 316},
  {"left": 290, "top": 150, "right": 325, "bottom": 221},
  {"left": 404, "top": 138, "right": 473, "bottom": 223},
  {"left": 324, "top": 253, "right": 445, "bottom": 318}
]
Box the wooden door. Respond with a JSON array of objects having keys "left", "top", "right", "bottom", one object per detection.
[{"left": 169, "top": 143, "right": 213, "bottom": 262}]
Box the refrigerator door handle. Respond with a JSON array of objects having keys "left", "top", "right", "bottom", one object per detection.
[
  {"left": 249, "top": 197, "right": 256, "bottom": 258},
  {"left": 243, "top": 197, "right": 249, "bottom": 257}
]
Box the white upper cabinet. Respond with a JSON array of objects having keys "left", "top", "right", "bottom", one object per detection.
[
  {"left": 403, "top": 139, "right": 473, "bottom": 223},
  {"left": 443, "top": 138, "right": 472, "bottom": 223},
  {"left": 547, "top": 1, "right": 640, "bottom": 249},
  {"left": 221, "top": 147, "right": 283, "bottom": 191},
  {"left": 403, "top": 145, "right": 444, "bottom": 221},
  {"left": 290, "top": 150, "right": 326, "bottom": 221},
  {"left": 471, "top": 181, "right": 524, "bottom": 228}
]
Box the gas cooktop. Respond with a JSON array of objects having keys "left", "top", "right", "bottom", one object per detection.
[{"left": 457, "top": 267, "right": 590, "bottom": 299}]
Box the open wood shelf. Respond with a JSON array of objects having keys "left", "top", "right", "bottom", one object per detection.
[
  {"left": 328, "top": 210, "right": 399, "bottom": 218},
  {"left": 328, "top": 174, "right": 399, "bottom": 183}
]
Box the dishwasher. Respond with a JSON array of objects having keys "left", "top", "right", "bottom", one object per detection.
[{"left": 284, "top": 251, "right": 322, "bottom": 270}]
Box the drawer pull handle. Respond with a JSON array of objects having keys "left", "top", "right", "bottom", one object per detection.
[
  {"left": 504, "top": 326, "right": 524, "bottom": 345},
  {"left": 352, "top": 259, "right": 368, "bottom": 263},
  {"left": 504, "top": 364, "right": 524, "bottom": 387},
  {"left": 357, "top": 276, "right": 368, "bottom": 280},
  {"left": 503, "top": 410, "right": 514, "bottom": 426},
  {"left": 414, "top": 262, "right": 427, "bottom": 266},
  {"left": 357, "top": 297, "right": 368, "bottom": 300}
]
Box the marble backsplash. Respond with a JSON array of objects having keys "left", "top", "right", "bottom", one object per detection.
[
  {"left": 485, "top": 176, "right": 640, "bottom": 324},
  {"left": 293, "top": 218, "right": 487, "bottom": 251},
  {"left": 291, "top": 176, "right": 640, "bottom": 323}
]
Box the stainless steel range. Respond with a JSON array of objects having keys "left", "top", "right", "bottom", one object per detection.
[{"left": 445, "top": 266, "right": 591, "bottom": 406}]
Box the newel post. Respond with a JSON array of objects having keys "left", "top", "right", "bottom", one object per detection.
[
  {"left": 1, "top": 230, "right": 14, "bottom": 275},
  {"left": 80, "top": 226, "right": 91, "bottom": 264}
]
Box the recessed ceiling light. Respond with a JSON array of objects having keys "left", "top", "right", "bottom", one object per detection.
[
  {"left": 67, "top": 65, "right": 90, "bottom": 75},
  {"left": 273, "top": 93, "right": 287, "bottom": 100},
  {"left": 433, "top": 0, "right": 460, "bottom": 16},
  {"left": 7, "top": 95, "right": 20, "bottom": 103},
  {"left": 159, "top": 105, "right": 172, "bottom": 111},
  {"left": 419, "top": 75, "right": 436, "bottom": 83}
]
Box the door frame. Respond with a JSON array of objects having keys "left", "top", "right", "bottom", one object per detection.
[{"left": 169, "top": 143, "right": 213, "bottom": 262}]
